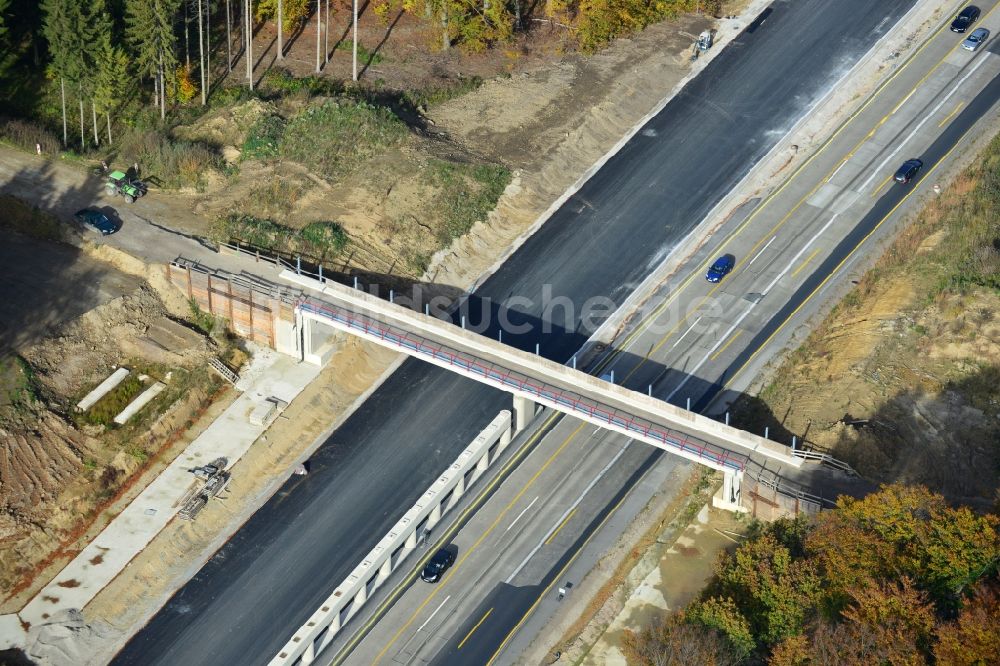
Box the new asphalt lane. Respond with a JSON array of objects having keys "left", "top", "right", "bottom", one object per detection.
[{"left": 113, "top": 1, "right": 918, "bottom": 663}]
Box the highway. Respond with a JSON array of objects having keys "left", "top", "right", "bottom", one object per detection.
[
  {"left": 113, "top": 1, "right": 919, "bottom": 664},
  {"left": 340, "top": 4, "right": 1000, "bottom": 664}
]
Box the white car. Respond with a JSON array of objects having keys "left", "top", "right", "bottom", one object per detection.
[{"left": 962, "top": 27, "right": 989, "bottom": 51}]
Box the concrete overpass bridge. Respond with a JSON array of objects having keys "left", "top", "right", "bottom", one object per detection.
[{"left": 282, "top": 271, "right": 809, "bottom": 512}]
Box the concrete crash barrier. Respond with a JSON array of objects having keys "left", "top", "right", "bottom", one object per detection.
[
  {"left": 76, "top": 367, "right": 130, "bottom": 412},
  {"left": 271, "top": 410, "right": 514, "bottom": 666},
  {"left": 113, "top": 381, "right": 166, "bottom": 425}
]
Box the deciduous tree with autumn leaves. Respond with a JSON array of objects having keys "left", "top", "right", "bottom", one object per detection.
[{"left": 623, "top": 484, "right": 1000, "bottom": 665}]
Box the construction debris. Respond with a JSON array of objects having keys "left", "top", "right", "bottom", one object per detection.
[{"left": 179, "top": 457, "right": 231, "bottom": 521}]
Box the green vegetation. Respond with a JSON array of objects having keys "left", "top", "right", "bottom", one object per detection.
[
  {"left": 624, "top": 485, "right": 1000, "bottom": 666},
  {"left": 241, "top": 114, "right": 286, "bottom": 160},
  {"left": 0, "top": 354, "right": 43, "bottom": 416},
  {"left": 76, "top": 373, "right": 144, "bottom": 426},
  {"left": 188, "top": 298, "right": 217, "bottom": 336},
  {"left": 426, "top": 159, "right": 511, "bottom": 242},
  {"left": 210, "top": 213, "right": 351, "bottom": 261},
  {"left": 0, "top": 194, "right": 64, "bottom": 240},
  {"left": 334, "top": 40, "right": 384, "bottom": 67},
  {"left": 280, "top": 101, "right": 407, "bottom": 178},
  {"left": 118, "top": 123, "right": 221, "bottom": 189},
  {"left": 402, "top": 76, "right": 484, "bottom": 110}
]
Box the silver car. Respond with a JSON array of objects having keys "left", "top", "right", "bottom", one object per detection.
[{"left": 962, "top": 27, "right": 989, "bottom": 51}]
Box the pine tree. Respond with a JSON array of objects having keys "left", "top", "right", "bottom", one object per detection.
[
  {"left": 0, "top": 0, "right": 10, "bottom": 43},
  {"left": 126, "top": 0, "right": 180, "bottom": 119},
  {"left": 41, "top": 0, "right": 74, "bottom": 146},
  {"left": 94, "top": 37, "right": 129, "bottom": 143}
]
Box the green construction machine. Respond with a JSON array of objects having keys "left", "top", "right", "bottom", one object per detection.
[{"left": 105, "top": 170, "right": 148, "bottom": 204}]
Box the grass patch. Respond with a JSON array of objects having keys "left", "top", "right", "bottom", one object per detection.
[
  {"left": 241, "top": 115, "right": 286, "bottom": 160},
  {"left": 119, "top": 127, "right": 222, "bottom": 190},
  {"left": 280, "top": 100, "right": 407, "bottom": 179},
  {"left": 425, "top": 160, "right": 511, "bottom": 242},
  {"left": 210, "top": 214, "right": 351, "bottom": 261},
  {"left": 403, "top": 75, "right": 484, "bottom": 109},
  {"left": 0, "top": 194, "right": 64, "bottom": 241},
  {"left": 260, "top": 68, "right": 340, "bottom": 97},
  {"left": 75, "top": 374, "right": 145, "bottom": 427},
  {"left": 334, "top": 40, "right": 384, "bottom": 67},
  {"left": 0, "top": 117, "right": 61, "bottom": 154},
  {"left": 0, "top": 354, "right": 43, "bottom": 418}
]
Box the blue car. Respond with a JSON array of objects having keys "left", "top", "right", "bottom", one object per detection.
[
  {"left": 706, "top": 254, "right": 735, "bottom": 283},
  {"left": 74, "top": 208, "right": 117, "bottom": 235}
]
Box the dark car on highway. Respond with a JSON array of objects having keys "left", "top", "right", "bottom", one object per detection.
[
  {"left": 74, "top": 208, "right": 117, "bottom": 235},
  {"left": 951, "top": 6, "right": 980, "bottom": 32},
  {"left": 706, "top": 254, "right": 735, "bottom": 283},
  {"left": 893, "top": 159, "right": 923, "bottom": 184},
  {"left": 421, "top": 548, "right": 455, "bottom": 583}
]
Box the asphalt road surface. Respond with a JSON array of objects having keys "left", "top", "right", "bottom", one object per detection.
[
  {"left": 114, "top": 1, "right": 917, "bottom": 663},
  {"left": 376, "top": 16, "right": 1000, "bottom": 665}
]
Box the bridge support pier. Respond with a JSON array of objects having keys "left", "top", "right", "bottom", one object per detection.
[
  {"left": 712, "top": 469, "right": 748, "bottom": 514},
  {"left": 514, "top": 395, "right": 535, "bottom": 432}
]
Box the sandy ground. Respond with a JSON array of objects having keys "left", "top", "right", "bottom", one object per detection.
[{"left": 579, "top": 506, "right": 747, "bottom": 665}]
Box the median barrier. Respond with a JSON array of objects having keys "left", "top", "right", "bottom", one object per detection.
[{"left": 271, "top": 410, "right": 513, "bottom": 665}]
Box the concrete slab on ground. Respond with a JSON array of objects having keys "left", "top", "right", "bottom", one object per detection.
[{"left": 0, "top": 347, "right": 320, "bottom": 645}]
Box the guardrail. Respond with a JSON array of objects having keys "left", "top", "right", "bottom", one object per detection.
[
  {"left": 271, "top": 411, "right": 514, "bottom": 666},
  {"left": 298, "top": 298, "right": 745, "bottom": 474},
  {"left": 791, "top": 449, "right": 857, "bottom": 476}
]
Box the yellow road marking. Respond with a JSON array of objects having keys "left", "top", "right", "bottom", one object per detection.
[
  {"left": 939, "top": 101, "right": 964, "bottom": 127},
  {"left": 457, "top": 608, "right": 493, "bottom": 649},
  {"left": 486, "top": 467, "right": 637, "bottom": 665},
  {"left": 872, "top": 172, "right": 895, "bottom": 197},
  {"left": 710, "top": 330, "right": 743, "bottom": 362},
  {"left": 545, "top": 509, "right": 577, "bottom": 546},
  {"left": 606, "top": 3, "right": 970, "bottom": 387},
  {"left": 791, "top": 247, "right": 822, "bottom": 278},
  {"left": 342, "top": 6, "right": 983, "bottom": 663},
  {"left": 721, "top": 126, "right": 972, "bottom": 395},
  {"left": 371, "top": 421, "right": 586, "bottom": 664}
]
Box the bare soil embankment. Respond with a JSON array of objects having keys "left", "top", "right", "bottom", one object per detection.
[{"left": 734, "top": 132, "right": 1000, "bottom": 507}]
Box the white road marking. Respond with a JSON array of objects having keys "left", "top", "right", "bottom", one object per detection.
[
  {"left": 744, "top": 236, "right": 777, "bottom": 271},
  {"left": 506, "top": 497, "right": 539, "bottom": 533},
  {"left": 666, "top": 213, "right": 841, "bottom": 401},
  {"left": 417, "top": 595, "right": 451, "bottom": 633},
  {"left": 670, "top": 316, "right": 703, "bottom": 350},
  {"left": 504, "top": 441, "right": 632, "bottom": 584},
  {"left": 859, "top": 55, "right": 989, "bottom": 192}
]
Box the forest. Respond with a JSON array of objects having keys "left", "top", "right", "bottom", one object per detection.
[
  {"left": 0, "top": 0, "right": 719, "bottom": 155},
  {"left": 623, "top": 485, "right": 1000, "bottom": 666}
]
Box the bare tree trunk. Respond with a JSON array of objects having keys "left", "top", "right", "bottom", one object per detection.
[
  {"left": 92, "top": 101, "right": 99, "bottom": 145},
  {"left": 106, "top": 112, "right": 112, "bottom": 144},
  {"left": 153, "top": 74, "right": 158, "bottom": 111},
  {"left": 277, "top": 0, "right": 283, "bottom": 60},
  {"left": 60, "top": 77, "right": 67, "bottom": 146},
  {"left": 246, "top": 0, "right": 254, "bottom": 89},
  {"left": 159, "top": 56, "right": 166, "bottom": 119},
  {"left": 351, "top": 0, "right": 357, "bottom": 80},
  {"left": 441, "top": 6, "right": 449, "bottom": 50},
  {"left": 206, "top": 0, "right": 211, "bottom": 92},
  {"left": 226, "top": 0, "right": 232, "bottom": 72},
  {"left": 315, "top": 0, "right": 321, "bottom": 73},
  {"left": 78, "top": 96, "right": 85, "bottom": 151},
  {"left": 198, "top": 0, "right": 206, "bottom": 104},
  {"left": 325, "top": 0, "right": 330, "bottom": 63},
  {"left": 515, "top": 0, "right": 521, "bottom": 29},
  {"left": 184, "top": 1, "right": 191, "bottom": 68}
]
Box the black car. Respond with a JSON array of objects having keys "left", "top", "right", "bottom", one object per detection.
[
  {"left": 893, "top": 159, "right": 923, "bottom": 184},
  {"left": 74, "top": 208, "right": 118, "bottom": 235},
  {"left": 420, "top": 548, "right": 455, "bottom": 583},
  {"left": 951, "top": 6, "right": 980, "bottom": 33}
]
